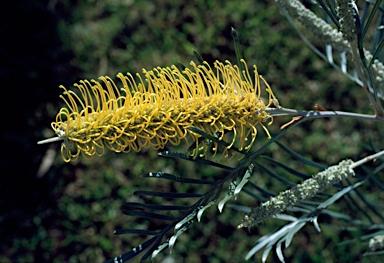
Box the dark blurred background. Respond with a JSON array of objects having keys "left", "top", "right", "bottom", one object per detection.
[{"left": 1, "top": 0, "right": 382, "bottom": 262}]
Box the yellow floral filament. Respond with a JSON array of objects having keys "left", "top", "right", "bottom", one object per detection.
[{"left": 51, "top": 59, "right": 277, "bottom": 162}]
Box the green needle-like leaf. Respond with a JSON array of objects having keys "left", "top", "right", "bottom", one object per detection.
[
  {"left": 134, "top": 190, "right": 203, "bottom": 198},
  {"left": 142, "top": 172, "right": 218, "bottom": 184},
  {"left": 231, "top": 27, "right": 246, "bottom": 76}
]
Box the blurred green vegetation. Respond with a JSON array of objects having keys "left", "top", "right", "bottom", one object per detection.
[{"left": 1, "top": 0, "right": 383, "bottom": 262}]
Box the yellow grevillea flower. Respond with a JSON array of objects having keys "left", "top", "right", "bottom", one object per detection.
[{"left": 45, "top": 59, "right": 277, "bottom": 162}]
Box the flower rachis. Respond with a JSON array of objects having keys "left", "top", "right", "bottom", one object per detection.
[{"left": 51, "top": 59, "right": 277, "bottom": 162}]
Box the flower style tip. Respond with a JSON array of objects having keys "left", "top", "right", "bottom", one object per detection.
[{"left": 47, "top": 59, "right": 277, "bottom": 162}]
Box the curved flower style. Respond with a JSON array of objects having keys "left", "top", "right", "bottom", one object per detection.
[{"left": 49, "top": 59, "right": 277, "bottom": 162}]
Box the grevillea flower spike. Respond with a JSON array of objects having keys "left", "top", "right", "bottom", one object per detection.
[{"left": 38, "top": 59, "right": 278, "bottom": 162}]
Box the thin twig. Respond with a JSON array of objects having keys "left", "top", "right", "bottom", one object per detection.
[
  {"left": 351, "top": 149, "right": 384, "bottom": 169},
  {"left": 266, "top": 107, "right": 384, "bottom": 122}
]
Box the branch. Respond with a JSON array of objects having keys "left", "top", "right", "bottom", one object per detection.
[{"left": 266, "top": 107, "right": 384, "bottom": 122}]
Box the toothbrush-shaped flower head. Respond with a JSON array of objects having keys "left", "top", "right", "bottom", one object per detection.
[{"left": 39, "top": 60, "right": 277, "bottom": 162}]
